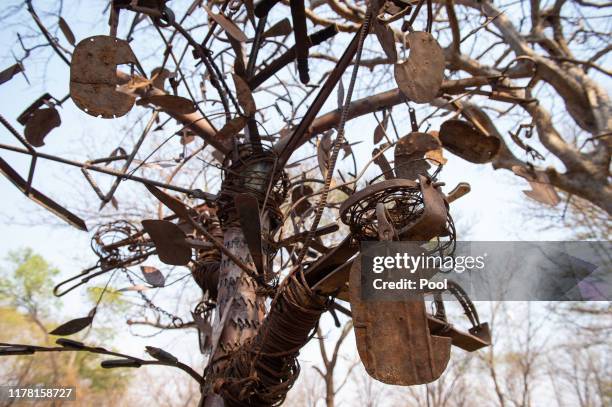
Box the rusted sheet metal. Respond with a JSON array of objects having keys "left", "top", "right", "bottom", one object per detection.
[
  {"left": 234, "top": 193, "right": 265, "bottom": 276},
  {"left": 439, "top": 119, "right": 501, "bottom": 163},
  {"left": 0, "top": 157, "right": 87, "bottom": 231},
  {"left": 349, "top": 255, "right": 451, "bottom": 385},
  {"left": 141, "top": 219, "right": 192, "bottom": 265},
  {"left": 70, "top": 36, "right": 140, "bottom": 118},
  {"left": 399, "top": 175, "right": 448, "bottom": 241},
  {"left": 428, "top": 317, "right": 491, "bottom": 352},
  {"left": 446, "top": 182, "right": 471, "bottom": 203}
]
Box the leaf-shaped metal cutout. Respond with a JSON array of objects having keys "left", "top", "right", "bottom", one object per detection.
[
  {"left": 373, "top": 19, "right": 397, "bottom": 61},
  {"left": 203, "top": 5, "right": 248, "bottom": 42},
  {"left": 70, "top": 36, "right": 140, "bottom": 118},
  {"left": 141, "top": 219, "right": 192, "bottom": 266},
  {"left": 317, "top": 132, "right": 333, "bottom": 177},
  {"left": 394, "top": 32, "right": 445, "bottom": 103},
  {"left": 262, "top": 18, "right": 292, "bottom": 38},
  {"left": 140, "top": 266, "right": 165, "bottom": 287},
  {"left": 144, "top": 184, "right": 191, "bottom": 221},
  {"left": 24, "top": 107, "right": 61, "bottom": 147},
  {"left": 58, "top": 17, "right": 76, "bottom": 46},
  {"left": 151, "top": 67, "right": 173, "bottom": 90},
  {"left": 373, "top": 111, "right": 389, "bottom": 144},
  {"left": 234, "top": 193, "right": 264, "bottom": 275},
  {"left": 137, "top": 95, "right": 196, "bottom": 114},
  {"left": 0, "top": 63, "right": 24, "bottom": 85},
  {"left": 291, "top": 184, "right": 313, "bottom": 216},
  {"left": 145, "top": 346, "right": 178, "bottom": 364},
  {"left": 512, "top": 166, "right": 560, "bottom": 206},
  {"left": 49, "top": 308, "right": 96, "bottom": 336},
  {"left": 233, "top": 74, "right": 256, "bottom": 116},
  {"left": 394, "top": 132, "right": 441, "bottom": 180},
  {"left": 439, "top": 119, "right": 501, "bottom": 163}
]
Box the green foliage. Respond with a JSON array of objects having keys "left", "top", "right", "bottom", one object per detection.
[{"left": 0, "top": 248, "right": 132, "bottom": 402}]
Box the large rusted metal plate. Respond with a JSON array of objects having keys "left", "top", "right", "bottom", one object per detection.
[
  {"left": 349, "top": 255, "right": 451, "bottom": 385},
  {"left": 439, "top": 119, "right": 501, "bottom": 163},
  {"left": 394, "top": 132, "right": 441, "bottom": 180},
  {"left": 394, "top": 32, "right": 445, "bottom": 104},
  {"left": 70, "top": 36, "right": 139, "bottom": 118}
]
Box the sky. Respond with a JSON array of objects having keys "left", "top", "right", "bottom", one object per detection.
[{"left": 0, "top": 0, "right": 587, "bottom": 401}]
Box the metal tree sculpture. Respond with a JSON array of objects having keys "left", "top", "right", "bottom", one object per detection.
[{"left": 1, "top": 0, "right": 609, "bottom": 405}]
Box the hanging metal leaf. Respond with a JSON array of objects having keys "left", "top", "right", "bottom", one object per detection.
[
  {"left": 203, "top": 5, "right": 248, "bottom": 42},
  {"left": 70, "top": 36, "right": 140, "bottom": 118},
  {"left": 373, "top": 19, "right": 397, "bottom": 62},
  {"left": 140, "top": 266, "right": 166, "bottom": 287},
  {"left": 317, "top": 132, "right": 333, "bottom": 176},
  {"left": 373, "top": 110, "right": 389, "bottom": 144},
  {"left": 291, "top": 184, "right": 313, "bottom": 216},
  {"left": 262, "top": 18, "right": 292, "bottom": 38},
  {"left": 145, "top": 346, "right": 179, "bottom": 364},
  {"left": 394, "top": 132, "right": 441, "bottom": 180},
  {"left": 234, "top": 193, "right": 264, "bottom": 275},
  {"left": 337, "top": 79, "right": 345, "bottom": 111},
  {"left": 24, "top": 107, "right": 61, "bottom": 147},
  {"left": 394, "top": 32, "right": 445, "bottom": 103},
  {"left": 141, "top": 219, "right": 192, "bottom": 266},
  {"left": 137, "top": 95, "right": 196, "bottom": 114},
  {"left": 233, "top": 74, "right": 256, "bottom": 116},
  {"left": 424, "top": 131, "right": 447, "bottom": 165},
  {"left": 150, "top": 67, "right": 173, "bottom": 90},
  {"left": 512, "top": 166, "right": 560, "bottom": 206},
  {"left": 49, "top": 308, "right": 96, "bottom": 336},
  {"left": 144, "top": 184, "right": 191, "bottom": 221},
  {"left": 58, "top": 17, "right": 76, "bottom": 46},
  {"left": 0, "top": 63, "right": 24, "bottom": 86},
  {"left": 439, "top": 119, "right": 500, "bottom": 163}
]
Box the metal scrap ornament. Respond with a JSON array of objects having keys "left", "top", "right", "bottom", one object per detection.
[
  {"left": 439, "top": 119, "right": 501, "bottom": 163},
  {"left": 70, "top": 36, "right": 141, "bottom": 118},
  {"left": 394, "top": 32, "right": 445, "bottom": 103}
]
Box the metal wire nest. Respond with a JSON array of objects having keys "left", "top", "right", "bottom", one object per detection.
[
  {"left": 340, "top": 179, "right": 424, "bottom": 241},
  {"left": 91, "top": 220, "right": 147, "bottom": 267},
  {"left": 217, "top": 143, "right": 288, "bottom": 230}
]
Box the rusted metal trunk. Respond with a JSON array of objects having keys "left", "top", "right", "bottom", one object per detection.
[{"left": 204, "top": 226, "right": 266, "bottom": 407}]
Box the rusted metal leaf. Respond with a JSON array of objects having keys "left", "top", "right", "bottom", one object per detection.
[
  {"left": 150, "top": 67, "right": 173, "bottom": 90},
  {"left": 291, "top": 184, "right": 313, "bottom": 216},
  {"left": 373, "top": 19, "right": 397, "bottom": 62},
  {"left": 144, "top": 184, "right": 191, "bottom": 221},
  {"left": 373, "top": 110, "right": 389, "bottom": 144},
  {"left": 394, "top": 32, "right": 445, "bottom": 103},
  {"left": 145, "top": 346, "right": 179, "bottom": 364},
  {"left": 203, "top": 5, "right": 248, "bottom": 42},
  {"left": 24, "top": 107, "right": 61, "bottom": 147},
  {"left": 446, "top": 182, "right": 471, "bottom": 203},
  {"left": 0, "top": 63, "right": 24, "bottom": 85},
  {"left": 70, "top": 36, "right": 140, "bottom": 118},
  {"left": 58, "top": 17, "right": 76, "bottom": 46},
  {"left": 49, "top": 308, "right": 96, "bottom": 336},
  {"left": 512, "top": 166, "right": 560, "bottom": 206},
  {"left": 317, "top": 132, "right": 333, "bottom": 176},
  {"left": 394, "top": 132, "right": 441, "bottom": 180},
  {"left": 140, "top": 266, "right": 166, "bottom": 287},
  {"left": 349, "top": 255, "right": 451, "bottom": 385},
  {"left": 141, "top": 219, "right": 192, "bottom": 265},
  {"left": 234, "top": 193, "right": 264, "bottom": 275},
  {"left": 233, "top": 74, "right": 256, "bottom": 116},
  {"left": 439, "top": 119, "right": 500, "bottom": 163},
  {"left": 137, "top": 95, "right": 196, "bottom": 114},
  {"left": 0, "top": 157, "right": 87, "bottom": 231},
  {"left": 372, "top": 148, "right": 394, "bottom": 179},
  {"left": 262, "top": 18, "right": 292, "bottom": 38}
]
